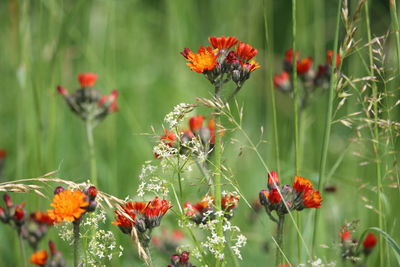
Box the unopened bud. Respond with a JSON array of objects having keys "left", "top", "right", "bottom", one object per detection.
[
  {"left": 54, "top": 186, "right": 65, "bottom": 195},
  {"left": 3, "top": 194, "right": 12, "bottom": 208}
]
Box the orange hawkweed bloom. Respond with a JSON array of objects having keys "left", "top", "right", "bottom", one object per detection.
[
  {"left": 112, "top": 206, "right": 136, "bottom": 229},
  {"left": 242, "top": 60, "right": 261, "bottom": 72},
  {"left": 184, "top": 46, "right": 219, "bottom": 73},
  {"left": 363, "top": 233, "right": 377, "bottom": 250},
  {"left": 48, "top": 189, "right": 89, "bottom": 223},
  {"left": 267, "top": 171, "right": 280, "bottom": 189},
  {"left": 296, "top": 57, "right": 313, "bottom": 75},
  {"left": 31, "top": 211, "right": 55, "bottom": 226},
  {"left": 268, "top": 188, "right": 282, "bottom": 204},
  {"left": 30, "top": 250, "right": 48, "bottom": 266},
  {"left": 144, "top": 197, "right": 172, "bottom": 221},
  {"left": 236, "top": 42, "right": 258, "bottom": 61},
  {"left": 326, "top": 50, "right": 341, "bottom": 67},
  {"left": 341, "top": 231, "right": 352, "bottom": 241},
  {"left": 293, "top": 176, "right": 313, "bottom": 193},
  {"left": 221, "top": 193, "right": 239, "bottom": 211},
  {"left": 208, "top": 36, "right": 238, "bottom": 50},
  {"left": 303, "top": 189, "right": 322, "bottom": 208},
  {"left": 189, "top": 115, "right": 204, "bottom": 132},
  {"left": 78, "top": 73, "right": 98, "bottom": 88}
]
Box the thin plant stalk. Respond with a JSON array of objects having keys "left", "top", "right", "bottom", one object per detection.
[
  {"left": 263, "top": 0, "right": 280, "bottom": 174},
  {"left": 364, "top": 1, "right": 384, "bottom": 266},
  {"left": 214, "top": 114, "right": 224, "bottom": 267},
  {"left": 86, "top": 119, "right": 97, "bottom": 187},
  {"left": 275, "top": 215, "right": 285, "bottom": 266},
  {"left": 312, "top": 0, "right": 342, "bottom": 255},
  {"left": 73, "top": 222, "right": 80, "bottom": 267},
  {"left": 18, "top": 232, "right": 27, "bottom": 267},
  {"left": 291, "top": 0, "right": 302, "bottom": 261},
  {"left": 390, "top": 0, "right": 400, "bottom": 71}
]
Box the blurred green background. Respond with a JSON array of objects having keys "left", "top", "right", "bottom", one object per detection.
[{"left": 0, "top": 0, "right": 398, "bottom": 266}]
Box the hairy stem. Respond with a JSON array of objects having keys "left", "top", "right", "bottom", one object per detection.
[
  {"left": 86, "top": 119, "right": 97, "bottom": 186},
  {"left": 73, "top": 222, "right": 80, "bottom": 267},
  {"left": 275, "top": 215, "right": 285, "bottom": 266}
]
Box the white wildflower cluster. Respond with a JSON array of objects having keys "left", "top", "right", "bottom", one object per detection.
[
  {"left": 87, "top": 229, "right": 123, "bottom": 266},
  {"left": 298, "top": 258, "right": 336, "bottom": 267},
  {"left": 164, "top": 103, "right": 194, "bottom": 129},
  {"left": 80, "top": 211, "right": 123, "bottom": 266},
  {"left": 55, "top": 222, "right": 74, "bottom": 245},
  {"left": 137, "top": 161, "right": 169, "bottom": 197},
  {"left": 153, "top": 141, "right": 178, "bottom": 158}
]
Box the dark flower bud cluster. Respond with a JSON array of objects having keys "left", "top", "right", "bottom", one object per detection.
[
  {"left": 30, "top": 240, "right": 65, "bottom": 267},
  {"left": 167, "top": 251, "right": 195, "bottom": 267},
  {"left": 56, "top": 73, "right": 118, "bottom": 125},
  {"left": 181, "top": 36, "right": 260, "bottom": 100},
  {"left": 339, "top": 227, "right": 377, "bottom": 265},
  {"left": 184, "top": 192, "right": 239, "bottom": 224},
  {"left": 0, "top": 194, "right": 56, "bottom": 251},
  {"left": 274, "top": 49, "right": 341, "bottom": 108},
  {"left": 259, "top": 172, "right": 322, "bottom": 221}
]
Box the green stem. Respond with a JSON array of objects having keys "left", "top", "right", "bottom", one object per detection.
[
  {"left": 275, "top": 215, "right": 285, "bottom": 266},
  {"left": 390, "top": 0, "right": 400, "bottom": 71},
  {"left": 18, "top": 232, "right": 27, "bottom": 267},
  {"left": 86, "top": 119, "right": 97, "bottom": 186},
  {"left": 214, "top": 113, "right": 224, "bottom": 266},
  {"left": 364, "top": 2, "right": 384, "bottom": 266},
  {"left": 263, "top": 0, "right": 280, "bottom": 174},
  {"left": 73, "top": 222, "right": 80, "bottom": 267},
  {"left": 312, "top": 0, "right": 342, "bottom": 256},
  {"left": 291, "top": 0, "right": 302, "bottom": 261}
]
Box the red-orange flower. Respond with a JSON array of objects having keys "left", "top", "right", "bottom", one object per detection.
[
  {"left": 267, "top": 171, "right": 280, "bottom": 189},
  {"left": 341, "top": 231, "right": 351, "bottom": 241},
  {"left": 303, "top": 189, "right": 322, "bottom": 208},
  {"left": 30, "top": 250, "right": 48, "bottom": 266},
  {"left": 160, "top": 129, "right": 176, "bottom": 147},
  {"left": 293, "top": 176, "right": 313, "bottom": 193},
  {"left": 284, "top": 48, "right": 299, "bottom": 63},
  {"left": 242, "top": 60, "right": 261, "bottom": 72},
  {"left": 184, "top": 46, "right": 219, "bottom": 73},
  {"left": 274, "top": 71, "right": 291, "bottom": 91},
  {"left": 268, "top": 188, "right": 282, "bottom": 204},
  {"left": 189, "top": 115, "right": 204, "bottom": 132},
  {"left": 221, "top": 193, "right": 239, "bottom": 211},
  {"left": 48, "top": 189, "right": 89, "bottom": 223},
  {"left": 78, "top": 73, "right": 98, "bottom": 88},
  {"left": 208, "top": 36, "right": 238, "bottom": 50},
  {"left": 112, "top": 205, "right": 136, "bottom": 229},
  {"left": 296, "top": 57, "right": 313, "bottom": 74},
  {"left": 0, "top": 149, "right": 6, "bottom": 159},
  {"left": 144, "top": 197, "right": 172, "bottom": 219},
  {"left": 236, "top": 42, "right": 258, "bottom": 61},
  {"left": 31, "top": 211, "right": 55, "bottom": 226},
  {"left": 363, "top": 233, "right": 377, "bottom": 250},
  {"left": 326, "top": 50, "right": 341, "bottom": 67}
]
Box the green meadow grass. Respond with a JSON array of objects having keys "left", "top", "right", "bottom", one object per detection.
[{"left": 0, "top": 0, "right": 399, "bottom": 266}]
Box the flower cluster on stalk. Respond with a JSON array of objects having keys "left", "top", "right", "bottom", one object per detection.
[
  {"left": 340, "top": 226, "right": 377, "bottom": 265},
  {"left": 274, "top": 49, "right": 341, "bottom": 107},
  {"left": 181, "top": 36, "right": 260, "bottom": 99},
  {"left": 30, "top": 241, "right": 65, "bottom": 267},
  {"left": 259, "top": 171, "right": 322, "bottom": 221},
  {"left": 112, "top": 196, "right": 172, "bottom": 248},
  {"left": 56, "top": 73, "right": 118, "bottom": 124}
]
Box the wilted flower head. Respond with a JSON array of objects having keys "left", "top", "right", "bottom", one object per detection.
[{"left": 56, "top": 73, "right": 119, "bottom": 124}]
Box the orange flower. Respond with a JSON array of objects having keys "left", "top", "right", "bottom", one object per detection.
[
  {"left": 236, "top": 42, "right": 258, "bottom": 61},
  {"left": 221, "top": 193, "right": 239, "bottom": 211},
  {"left": 274, "top": 71, "right": 290, "bottom": 89},
  {"left": 341, "top": 231, "right": 351, "bottom": 241},
  {"left": 303, "top": 189, "right": 322, "bottom": 208},
  {"left": 293, "top": 176, "right": 313, "bottom": 193},
  {"left": 0, "top": 149, "right": 6, "bottom": 159},
  {"left": 268, "top": 188, "right": 282, "bottom": 204},
  {"left": 296, "top": 57, "right": 313, "bottom": 74},
  {"left": 208, "top": 36, "right": 238, "bottom": 50},
  {"left": 48, "top": 189, "right": 89, "bottom": 223},
  {"left": 363, "top": 233, "right": 377, "bottom": 250},
  {"left": 326, "top": 50, "right": 341, "bottom": 67},
  {"left": 189, "top": 115, "right": 204, "bottom": 132},
  {"left": 144, "top": 197, "right": 172, "bottom": 219},
  {"left": 185, "top": 46, "right": 219, "bottom": 73},
  {"left": 78, "top": 73, "right": 98, "bottom": 88},
  {"left": 31, "top": 211, "right": 55, "bottom": 226},
  {"left": 242, "top": 60, "right": 261, "bottom": 72},
  {"left": 30, "top": 250, "right": 48, "bottom": 266},
  {"left": 160, "top": 129, "right": 176, "bottom": 147},
  {"left": 112, "top": 205, "right": 136, "bottom": 229},
  {"left": 267, "top": 171, "right": 280, "bottom": 189}
]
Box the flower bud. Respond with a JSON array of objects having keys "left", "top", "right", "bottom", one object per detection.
[
  {"left": 180, "top": 251, "right": 190, "bottom": 264},
  {"left": 54, "top": 186, "right": 65, "bottom": 195},
  {"left": 3, "top": 194, "right": 12, "bottom": 208}
]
